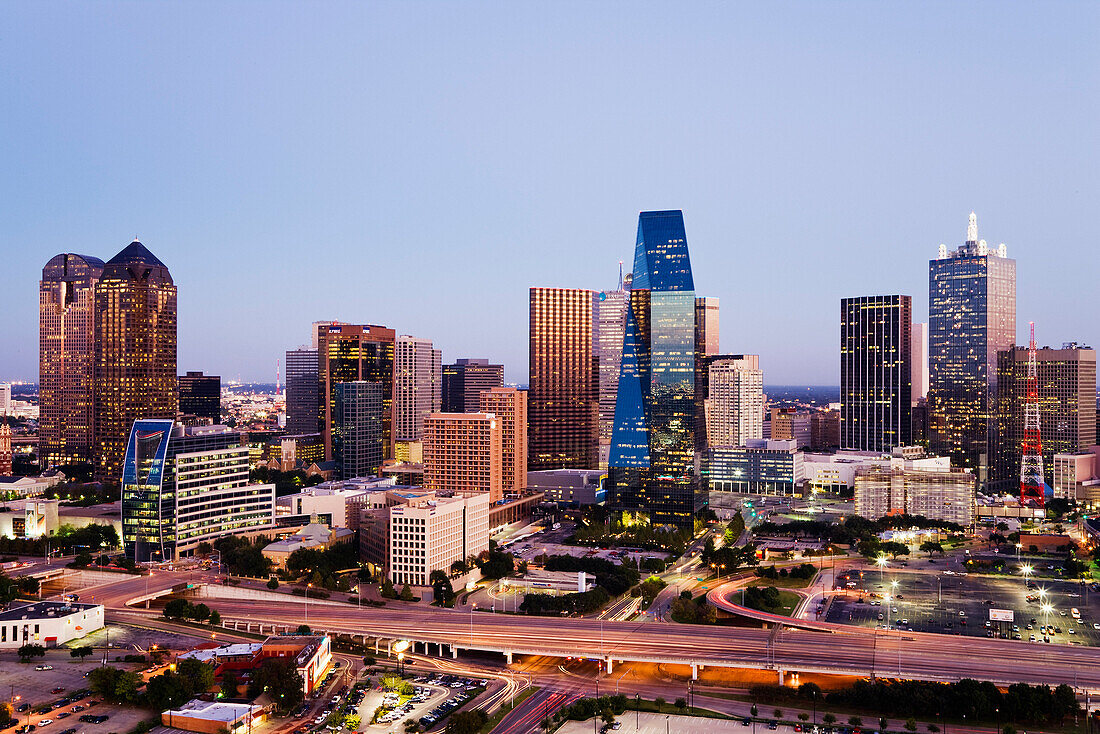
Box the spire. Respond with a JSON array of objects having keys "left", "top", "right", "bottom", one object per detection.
[
  {"left": 618, "top": 260, "right": 624, "bottom": 291},
  {"left": 966, "top": 212, "right": 977, "bottom": 244}
]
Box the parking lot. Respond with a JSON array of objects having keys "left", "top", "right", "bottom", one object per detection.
[
  {"left": 354, "top": 674, "right": 484, "bottom": 732},
  {"left": 826, "top": 567, "right": 1100, "bottom": 645}
]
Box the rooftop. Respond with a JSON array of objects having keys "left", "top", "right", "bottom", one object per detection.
[
  {"left": 0, "top": 601, "right": 101, "bottom": 621},
  {"left": 164, "top": 700, "right": 261, "bottom": 724}
]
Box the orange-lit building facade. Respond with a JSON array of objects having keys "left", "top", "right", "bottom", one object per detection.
[
  {"left": 39, "top": 254, "right": 104, "bottom": 468},
  {"left": 316, "top": 324, "right": 395, "bottom": 463},
  {"left": 423, "top": 412, "right": 502, "bottom": 502},
  {"left": 479, "top": 387, "right": 527, "bottom": 496}
]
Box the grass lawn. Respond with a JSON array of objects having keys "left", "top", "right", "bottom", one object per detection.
[
  {"left": 750, "top": 575, "right": 816, "bottom": 589},
  {"left": 740, "top": 587, "right": 802, "bottom": 615},
  {"left": 479, "top": 687, "right": 540, "bottom": 733}
]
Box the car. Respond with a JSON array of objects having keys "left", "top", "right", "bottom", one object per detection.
[
  {"left": 742, "top": 719, "right": 752, "bottom": 727},
  {"left": 59, "top": 729, "right": 77, "bottom": 734},
  {"left": 16, "top": 706, "right": 28, "bottom": 714},
  {"left": 68, "top": 707, "right": 83, "bottom": 714},
  {"left": 54, "top": 715, "right": 68, "bottom": 721},
  {"left": 768, "top": 722, "right": 779, "bottom": 730},
  {"left": 1029, "top": 635, "right": 1037, "bottom": 642},
  {"left": 16, "top": 726, "right": 34, "bottom": 733},
  {"left": 37, "top": 721, "right": 52, "bottom": 727},
  {"left": 34, "top": 665, "right": 53, "bottom": 671}
]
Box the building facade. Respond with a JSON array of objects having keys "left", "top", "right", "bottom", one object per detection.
[
  {"left": 703, "top": 355, "right": 764, "bottom": 448},
  {"left": 93, "top": 241, "right": 178, "bottom": 479},
  {"left": 285, "top": 347, "right": 320, "bottom": 435},
  {"left": 179, "top": 371, "right": 221, "bottom": 424},
  {"left": 608, "top": 210, "right": 702, "bottom": 525},
  {"left": 993, "top": 345, "right": 1097, "bottom": 491},
  {"left": 334, "top": 381, "right": 384, "bottom": 479},
  {"left": 479, "top": 387, "right": 527, "bottom": 496},
  {"left": 394, "top": 336, "right": 442, "bottom": 442},
  {"left": 928, "top": 213, "right": 1016, "bottom": 484},
  {"left": 441, "top": 359, "right": 504, "bottom": 413},
  {"left": 387, "top": 492, "right": 490, "bottom": 587},
  {"left": 702, "top": 439, "right": 803, "bottom": 495},
  {"left": 0, "top": 384, "right": 9, "bottom": 417},
  {"left": 121, "top": 420, "right": 275, "bottom": 562},
  {"left": 596, "top": 282, "right": 629, "bottom": 456},
  {"left": 911, "top": 322, "right": 929, "bottom": 403},
  {"left": 840, "top": 295, "right": 912, "bottom": 452},
  {"left": 528, "top": 287, "right": 599, "bottom": 471},
  {"left": 853, "top": 463, "right": 975, "bottom": 526},
  {"left": 38, "top": 253, "right": 104, "bottom": 468},
  {"left": 317, "top": 324, "right": 395, "bottom": 463},
  {"left": 423, "top": 412, "right": 503, "bottom": 502}
]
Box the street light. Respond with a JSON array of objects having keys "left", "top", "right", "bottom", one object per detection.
[{"left": 876, "top": 555, "right": 888, "bottom": 581}]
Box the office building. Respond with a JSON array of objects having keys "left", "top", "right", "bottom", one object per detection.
[
  {"left": 811, "top": 410, "right": 840, "bottom": 450},
  {"left": 479, "top": 387, "right": 527, "bottom": 496},
  {"left": 596, "top": 278, "right": 630, "bottom": 455},
  {"left": 609, "top": 210, "right": 702, "bottom": 525},
  {"left": 0, "top": 602, "right": 104, "bottom": 649},
  {"left": 317, "top": 323, "right": 395, "bottom": 463},
  {"left": 0, "top": 384, "right": 10, "bottom": 417},
  {"left": 121, "top": 420, "right": 275, "bottom": 562},
  {"left": 928, "top": 213, "right": 1016, "bottom": 483},
  {"left": 179, "top": 371, "right": 221, "bottom": 424},
  {"left": 840, "top": 295, "right": 912, "bottom": 452},
  {"left": 528, "top": 287, "right": 599, "bottom": 471},
  {"left": 423, "top": 412, "right": 503, "bottom": 502},
  {"left": 702, "top": 439, "right": 803, "bottom": 495},
  {"left": 93, "top": 241, "right": 178, "bottom": 479},
  {"left": 0, "top": 423, "right": 11, "bottom": 476},
  {"left": 702, "top": 355, "right": 764, "bottom": 448},
  {"left": 285, "top": 347, "right": 320, "bottom": 435},
  {"left": 993, "top": 345, "right": 1097, "bottom": 490},
  {"left": 527, "top": 468, "right": 606, "bottom": 506},
  {"left": 911, "top": 322, "right": 929, "bottom": 403},
  {"left": 38, "top": 253, "right": 104, "bottom": 467},
  {"left": 334, "top": 381, "right": 384, "bottom": 479},
  {"left": 1053, "top": 449, "right": 1100, "bottom": 505},
  {"left": 394, "top": 336, "right": 442, "bottom": 442},
  {"left": 695, "top": 297, "right": 720, "bottom": 357},
  {"left": 388, "top": 491, "right": 490, "bottom": 587},
  {"left": 771, "top": 408, "right": 814, "bottom": 449},
  {"left": 441, "top": 359, "right": 504, "bottom": 413},
  {"left": 853, "top": 461, "right": 975, "bottom": 526}
]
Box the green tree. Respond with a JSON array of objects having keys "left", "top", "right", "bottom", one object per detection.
[
  {"left": 190, "top": 603, "right": 211, "bottom": 622},
  {"left": 70, "top": 645, "right": 93, "bottom": 661},
  {"left": 601, "top": 709, "right": 616, "bottom": 726},
  {"left": 248, "top": 657, "right": 304, "bottom": 712},
  {"left": 849, "top": 717, "right": 863, "bottom": 727},
  {"left": 267, "top": 577, "right": 279, "bottom": 590},
  {"left": 163, "top": 598, "right": 191, "bottom": 620},
  {"left": 430, "top": 570, "right": 455, "bottom": 606},
  {"left": 880, "top": 717, "right": 889, "bottom": 732},
  {"left": 655, "top": 697, "right": 666, "bottom": 710},
  {"left": 144, "top": 673, "right": 191, "bottom": 711},
  {"left": 675, "top": 698, "right": 687, "bottom": 712},
  {"left": 399, "top": 584, "right": 416, "bottom": 601},
  {"left": 823, "top": 714, "right": 837, "bottom": 725},
  {"left": 445, "top": 709, "right": 488, "bottom": 734},
  {"left": 905, "top": 719, "right": 917, "bottom": 732},
  {"left": 919, "top": 541, "right": 944, "bottom": 557},
  {"left": 380, "top": 578, "right": 396, "bottom": 599},
  {"left": 208, "top": 609, "right": 221, "bottom": 626},
  {"left": 17, "top": 643, "right": 45, "bottom": 662},
  {"left": 296, "top": 624, "right": 311, "bottom": 634},
  {"left": 798, "top": 714, "right": 809, "bottom": 722},
  {"left": 220, "top": 670, "right": 240, "bottom": 696}
]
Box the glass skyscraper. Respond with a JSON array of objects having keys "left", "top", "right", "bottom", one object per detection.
[
  {"left": 928, "top": 213, "right": 1016, "bottom": 484},
  {"left": 608, "top": 210, "right": 702, "bottom": 526}
]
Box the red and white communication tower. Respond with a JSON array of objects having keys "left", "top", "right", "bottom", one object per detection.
[{"left": 1019, "top": 322, "right": 1045, "bottom": 507}]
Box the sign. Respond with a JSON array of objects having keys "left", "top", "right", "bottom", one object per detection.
[{"left": 989, "top": 609, "right": 1014, "bottom": 622}]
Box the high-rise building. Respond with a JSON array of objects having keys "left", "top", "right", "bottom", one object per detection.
[
  {"left": 423, "top": 412, "right": 502, "bottom": 502},
  {"left": 121, "top": 420, "right": 275, "bottom": 562},
  {"left": 702, "top": 355, "right": 764, "bottom": 448},
  {"left": 441, "top": 359, "right": 504, "bottom": 413},
  {"left": 596, "top": 276, "right": 630, "bottom": 455},
  {"left": 528, "top": 288, "right": 599, "bottom": 471},
  {"left": 394, "top": 336, "right": 442, "bottom": 442},
  {"left": 840, "top": 295, "right": 912, "bottom": 452},
  {"left": 928, "top": 213, "right": 1016, "bottom": 484},
  {"left": 479, "top": 387, "right": 528, "bottom": 496},
  {"left": 993, "top": 344, "right": 1097, "bottom": 491},
  {"left": 178, "top": 371, "right": 221, "bottom": 424},
  {"left": 0, "top": 384, "right": 10, "bottom": 417},
  {"left": 0, "top": 422, "right": 11, "bottom": 476},
  {"left": 38, "top": 253, "right": 104, "bottom": 468},
  {"left": 316, "top": 324, "right": 395, "bottom": 463},
  {"left": 609, "top": 210, "right": 702, "bottom": 526},
  {"left": 285, "top": 347, "right": 320, "bottom": 435},
  {"left": 853, "top": 462, "right": 975, "bottom": 526},
  {"left": 387, "top": 492, "right": 490, "bottom": 587},
  {"left": 93, "top": 241, "right": 178, "bottom": 480},
  {"left": 334, "top": 381, "right": 385, "bottom": 479},
  {"left": 695, "top": 297, "right": 720, "bottom": 357},
  {"left": 911, "top": 322, "right": 929, "bottom": 403},
  {"left": 702, "top": 439, "right": 803, "bottom": 495},
  {"left": 770, "top": 408, "right": 814, "bottom": 449}
]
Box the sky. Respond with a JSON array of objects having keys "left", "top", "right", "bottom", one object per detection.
[{"left": 2, "top": 2, "right": 1098, "bottom": 385}]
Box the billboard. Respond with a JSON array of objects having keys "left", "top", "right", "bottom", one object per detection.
[{"left": 989, "top": 609, "right": 1014, "bottom": 622}]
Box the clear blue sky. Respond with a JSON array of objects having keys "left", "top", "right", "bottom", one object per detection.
[{"left": 2, "top": 2, "right": 1097, "bottom": 385}]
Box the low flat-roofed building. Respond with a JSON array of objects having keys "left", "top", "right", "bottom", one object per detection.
[
  {"left": 262, "top": 522, "right": 354, "bottom": 569},
  {"left": 0, "top": 601, "right": 103, "bottom": 648},
  {"left": 702, "top": 439, "right": 803, "bottom": 496},
  {"left": 526, "top": 469, "right": 606, "bottom": 506},
  {"left": 163, "top": 700, "right": 266, "bottom": 734},
  {"left": 0, "top": 499, "right": 59, "bottom": 538},
  {"left": 257, "top": 635, "right": 331, "bottom": 694},
  {"left": 0, "top": 475, "right": 64, "bottom": 498},
  {"left": 500, "top": 569, "right": 595, "bottom": 595}
]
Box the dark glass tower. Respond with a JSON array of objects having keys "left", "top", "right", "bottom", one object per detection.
[
  {"left": 608, "top": 210, "right": 701, "bottom": 526},
  {"left": 840, "top": 295, "right": 912, "bottom": 451},
  {"left": 317, "top": 324, "right": 395, "bottom": 462},
  {"left": 285, "top": 347, "right": 320, "bottom": 434},
  {"left": 928, "top": 213, "right": 1015, "bottom": 484},
  {"left": 441, "top": 359, "right": 504, "bottom": 413},
  {"left": 178, "top": 371, "right": 221, "bottom": 424},
  {"left": 334, "top": 381, "right": 384, "bottom": 479}
]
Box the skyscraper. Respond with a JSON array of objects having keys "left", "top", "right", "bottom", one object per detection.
[
  {"left": 993, "top": 344, "right": 1097, "bottom": 491},
  {"left": 334, "top": 381, "right": 385, "bottom": 479},
  {"left": 93, "top": 241, "right": 178, "bottom": 480},
  {"left": 423, "top": 412, "right": 503, "bottom": 502},
  {"left": 441, "top": 359, "right": 504, "bottom": 413},
  {"left": 840, "top": 295, "right": 912, "bottom": 452},
  {"left": 39, "top": 253, "right": 104, "bottom": 468},
  {"left": 596, "top": 273, "right": 630, "bottom": 457},
  {"left": 316, "top": 323, "right": 395, "bottom": 463},
  {"left": 528, "top": 288, "right": 599, "bottom": 471},
  {"left": 480, "top": 387, "right": 528, "bottom": 496},
  {"left": 0, "top": 383, "right": 11, "bottom": 417},
  {"left": 608, "top": 210, "right": 701, "bottom": 526},
  {"left": 703, "top": 355, "right": 764, "bottom": 448},
  {"left": 911, "top": 322, "right": 929, "bottom": 403},
  {"left": 695, "top": 297, "right": 720, "bottom": 357},
  {"left": 929, "top": 213, "right": 1016, "bottom": 483},
  {"left": 394, "top": 336, "right": 442, "bottom": 442},
  {"left": 0, "top": 422, "right": 11, "bottom": 476},
  {"left": 178, "top": 371, "right": 221, "bottom": 424},
  {"left": 285, "top": 347, "right": 320, "bottom": 435}
]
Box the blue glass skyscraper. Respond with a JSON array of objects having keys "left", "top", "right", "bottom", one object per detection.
[{"left": 608, "top": 210, "right": 702, "bottom": 526}]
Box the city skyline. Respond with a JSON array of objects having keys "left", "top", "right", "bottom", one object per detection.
[{"left": 2, "top": 4, "right": 1098, "bottom": 385}]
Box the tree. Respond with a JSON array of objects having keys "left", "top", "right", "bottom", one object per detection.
[
  {"left": 380, "top": 578, "right": 397, "bottom": 599},
  {"left": 928, "top": 725, "right": 940, "bottom": 733},
  {"left": 430, "top": 570, "right": 455, "bottom": 607},
  {"left": 208, "top": 609, "right": 221, "bottom": 626},
  {"left": 880, "top": 541, "right": 909, "bottom": 560},
  {"left": 399, "top": 584, "right": 416, "bottom": 601},
  {"left": 849, "top": 717, "right": 863, "bottom": 727},
  {"left": 905, "top": 719, "right": 917, "bottom": 732},
  {"left": 248, "top": 657, "right": 304, "bottom": 712},
  {"left": 798, "top": 714, "right": 810, "bottom": 723},
  {"left": 163, "top": 598, "right": 191, "bottom": 620},
  {"left": 445, "top": 709, "right": 488, "bottom": 734},
  {"left": 145, "top": 673, "right": 191, "bottom": 711},
  {"left": 17, "top": 643, "right": 45, "bottom": 662},
  {"left": 477, "top": 549, "right": 515, "bottom": 579},
  {"left": 774, "top": 709, "right": 783, "bottom": 719},
  {"left": 919, "top": 541, "right": 944, "bottom": 557},
  {"left": 601, "top": 709, "right": 616, "bottom": 726},
  {"left": 86, "top": 666, "right": 141, "bottom": 702},
  {"left": 70, "top": 645, "right": 93, "bottom": 661},
  {"left": 296, "top": 624, "right": 311, "bottom": 635},
  {"left": 751, "top": 705, "right": 758, "bottom": 719},
  {"left": 197, "top": 541, "right": 213, "bottom": 557},
  {"left": 655, "top": 697, "right": 666, "bottom": 710},
  {"left": 823, "top": 714, "right": 837, "bottom": 725},
  {"left": 880, "top": 717, "right": 889, "bottom": 732},
  {"left": 190, "top": 603, "right": 211, "bottom": 622},
  {"left": 267, "top": 577, "right": 279, "bottom": 590},
  {"left": 220, "top": 670, "right": 240, "bottom": 697}
]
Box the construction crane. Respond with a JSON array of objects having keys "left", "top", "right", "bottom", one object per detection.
[{"left": 1019, "top": 322, "right": 1045, "bottom": 507}]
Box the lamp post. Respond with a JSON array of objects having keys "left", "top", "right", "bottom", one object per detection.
[{"left": 876, "top": 555, "right": 888, "bottom": 581}]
